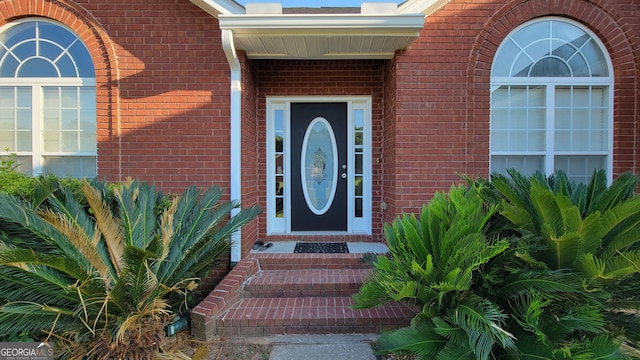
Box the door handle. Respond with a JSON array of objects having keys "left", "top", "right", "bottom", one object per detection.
[{"left": 341, "top": 173, "right": 347, "bottom": 179}]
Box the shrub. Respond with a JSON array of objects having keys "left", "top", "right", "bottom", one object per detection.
[
  {"left": 355, "top": 172, "right": 639, "bottom": 359},
  {"left": 0, "top": 178, "right": 260, "bottom": 359}
]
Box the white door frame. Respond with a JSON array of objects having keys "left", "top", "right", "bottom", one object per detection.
[{"left": 266, "top": 96, "right": 372, "bottom": 235}]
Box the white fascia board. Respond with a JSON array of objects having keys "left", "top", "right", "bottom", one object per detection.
[
  {"left": 219, "top": 14, "right": 425, "bottom": 35},
  {"left": 398, "top": 0, "right": 451, "bottom": 15},
  {"left": 190, "top": 0, "right": 245, "bottom": 16}
]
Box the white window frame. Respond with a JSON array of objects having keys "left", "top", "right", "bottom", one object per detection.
[
  {"left": 490, "top": 17, "right": 614, "bottom": 183},
  {"left": 0, "top": 18, "right": 96, "bottom": 177},
  {"left": 266, "top": 96, "right": 372, "bottom": 235}
]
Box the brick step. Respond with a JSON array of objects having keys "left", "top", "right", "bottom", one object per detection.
[
  {"left": 244, "top": 269, "right": 372, "bottom": 298},
  {"left": 254, "top": 253, "right": 372, "bottom": 270},
  {"left": 214, "top": 296, "right": 415, "bottom": 336}
]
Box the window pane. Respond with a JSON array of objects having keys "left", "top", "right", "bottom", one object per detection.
[
  {"left": 16, "top": 131, "right": 31, "bottom": 151},
  {"left": 19, "top": 58, "right": 59, "bottom": 77},
  {"left": 40, "top": 41, "right": 63, "bottom": 60},
  {"left": 79, "top": 130, "right": 96, "bottom": 152},
  {"left": 355, "top": 176, "right": 363, "bottom": 196},
  {"left": 61, "top": 109, "right": 78, "bottom": 129},
  {"left": 581, "top": 40, "right": 608, "bottom": 77},
  {"left": 491, "top": 155, "right": 544, "bottom": 176},
  {"left": 61, "top": 131, "right": 78, "bottom": 152},
  {"left": 0, "top": 111, "right": 12, "bottom": 129},
  {"left": 555, "top": 155, "right": 605, "bottom": 184},
  {"left": 0, "top": 131, "right": 13, "bottom": 149},
  {"left": 39, "top": 22, "right": 76, "bottom": 47},
  {"left": 355, "top": 198, "right": 363, "bottom": 218},
  {"left": 0, "top": 57, "right": 19, "bottom": 77},
  {"left": 3, "top": 22, "right": 36, "bottom": 48},
  {"left": 43, "top": 156, "right": 95, "bottom": 178},
  {"left": 43, "top": 131, "right": 60, "bottom": 152}
]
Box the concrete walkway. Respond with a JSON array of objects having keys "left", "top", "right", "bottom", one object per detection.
[{"left": 243, "top": 334, "right": 379, "bottom": 360}]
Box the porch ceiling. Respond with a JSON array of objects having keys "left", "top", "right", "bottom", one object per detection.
[{"left": 218, "top": 13, "right": 425, "bottom": 60}]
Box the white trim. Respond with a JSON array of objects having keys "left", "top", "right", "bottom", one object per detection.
[
  {"left": 219, "top": 14, "right": 425, "bottom": 33},
  {"left": 189, "top": 0, "right": 244, "bottom": 16},
  {"left": 266, "top": 96, "right": 372, "bottom": 235},
  {"left": 221, "top": 29, "right": 243, "bottom": 263},
  {"left": 398, "top": 0, "right": 451, "bottom": 15}
]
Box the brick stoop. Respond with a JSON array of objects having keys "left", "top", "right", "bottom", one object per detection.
[{"left": 190, "top": 252, "right": 416, "bottom": 340}]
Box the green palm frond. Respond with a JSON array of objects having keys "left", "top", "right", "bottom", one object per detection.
[
  {"left": 512, "top": 335, "right": 557, "bottom": 360},
  {"left": 0, "top": 247, "right": 89, "bottom": 283},
  {"left": 510, "top": 292, "right": 551, "bottom": 341},
  {"left": 0, "top": 302, "right": 79, "bottom": 340},
  {"left": 114, "top": 179, "right": 159, "bottom": 249},
  {"left": 376, "top": 324, "right": 447, "bottom": 357},
  {"left": 586, "top": 171, "right": 637, "bottom": 215},
  {"left": 568, "top": 334, "right": 625, "bottom": 360},
  {"left": 0, "top": 266, "right": 79, "bottom": 306},
  {"left": 499, "top": 270, "right": 579, "bottom": 298},
  {"left": 448, "top": 295, "right": 515, "bottom": 359},
  {"left": 600, "top": 196, "right": 640, "bottom": 259}
]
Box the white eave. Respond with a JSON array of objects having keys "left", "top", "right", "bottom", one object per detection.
[{"left": 218, "top": 13, "right": 424, "bottom": 59}]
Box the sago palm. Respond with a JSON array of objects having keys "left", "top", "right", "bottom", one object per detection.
[
  {"left": 488, "top": 169, "right": 640, "bottom": 352},
  {"left": 0, "top": 178, "right": 260, "bottom": 359},
  {"left": 353, "top": 184, "right": 515, "bottom": 359}
]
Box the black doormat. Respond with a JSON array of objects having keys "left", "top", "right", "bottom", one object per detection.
[{"left": 294, "top": 242, "right": 349, "bottom": 254}]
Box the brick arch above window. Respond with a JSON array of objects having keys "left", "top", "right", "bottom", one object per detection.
[{"left": 467, "top": 0, "right": 638, "bottom": 176}]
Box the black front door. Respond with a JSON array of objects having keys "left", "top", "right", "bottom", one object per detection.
[{"left": 291, "top": 103, "right": 347, "bottom": 231}]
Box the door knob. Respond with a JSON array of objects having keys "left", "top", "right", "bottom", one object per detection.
[{"left": 341, "top": 173, "right": 347, "bottom": 179}]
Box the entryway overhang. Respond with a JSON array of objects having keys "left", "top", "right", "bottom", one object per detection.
[{"left": 217, "top": 4, "right": 425, "bottom": 60}]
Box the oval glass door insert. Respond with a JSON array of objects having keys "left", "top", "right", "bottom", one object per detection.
[{"left": 300, "top": 117, "right": 338, "bottom": 215}]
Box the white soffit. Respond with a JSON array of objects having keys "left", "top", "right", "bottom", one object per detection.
[{"left": 218, "top": 7, "right": 425, "bottom": 59}]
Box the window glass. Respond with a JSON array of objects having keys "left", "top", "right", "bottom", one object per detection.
[
  {"left": 0, "top": 20, "right": 96, "bottom": 178},
  {"left": 491, "top": 18, "right": 612, "bottom": 182}
]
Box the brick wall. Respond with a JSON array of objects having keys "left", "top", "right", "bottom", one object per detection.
[{"left": 240, "top": 53, "right": 260, "bottom": 257}]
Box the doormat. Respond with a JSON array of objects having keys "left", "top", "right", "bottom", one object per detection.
[{"left": 293, "top": 242, "right": 349, "bottom": 254}]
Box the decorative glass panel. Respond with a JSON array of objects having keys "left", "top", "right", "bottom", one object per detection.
[
  {"left": 493, "top": 19, "right": 608, "bottom": 78},
  {"left": 301, "top": 117, "right": 338, "bottom": 215},
  {"left": 0, "top": 20, "right": 94, "bottom": 78},
  {"left": 274, "top": 109, "right": 285, "bottom": 218}
]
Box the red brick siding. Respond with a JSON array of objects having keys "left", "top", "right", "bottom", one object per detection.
[
  {"left": 382, "top": 56, "right": 398, "bottom": 225},
  {"left": 240, "top": 53, "right": 261, "bottom": 257}
]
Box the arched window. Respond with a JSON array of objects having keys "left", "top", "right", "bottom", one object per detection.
[
  {"left": 490, "top": 18, "right": 613, "bottom": 184},
  {"left": 0, "top": 19, "right": 96, "bottom": 178}
]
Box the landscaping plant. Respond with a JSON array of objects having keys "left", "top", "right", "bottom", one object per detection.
[
  {"left": 354, "top": 170, "right": 640, "bottom": 359},
  {"left": 0, "top": 178, "right": 260, "bottom": 359}
]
